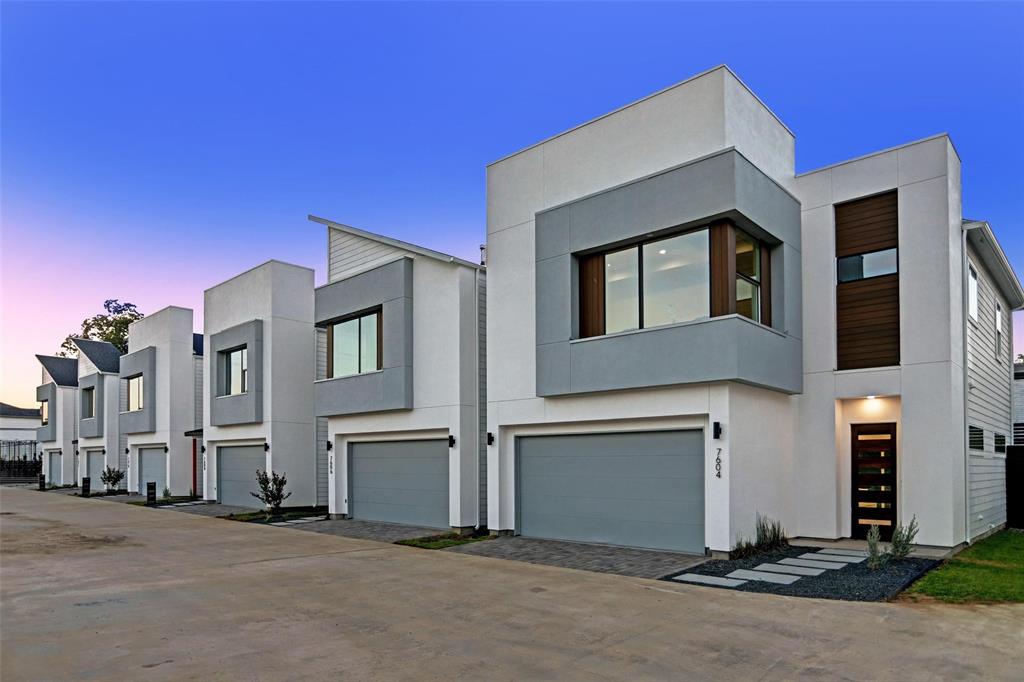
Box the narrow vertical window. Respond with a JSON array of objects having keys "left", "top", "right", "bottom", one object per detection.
[
  {"left": 995, "top": 433, "right": 1006, "bottom": 454},
  {"left": 221, "top": 348, "right": 248, "bottom": 396},
  {"left": 82, "top": 387, "right": 95, "bottom": 419},
  {"left": 995, "top": 302, "right": 1003, "bottom": 358},
  {"left": 735, "top": 230, "right": 760, "bottom": 322},
  {"left": 127, "top": 375, "right": 144, "bottom": 411},
  {"left": 968, "top": 266, "right": 978, "bottom": 320},
  {"left": 40, "top": 400, "right": 49, "bottom": 425}
]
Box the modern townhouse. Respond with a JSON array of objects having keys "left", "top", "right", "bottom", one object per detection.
[
  {"left": 1013, "top": 362, "right": 1024, "bottom": 445},
  {"left": 203, "top": 260, "right": 317, "bottom": 507},
  {"left": 485, "top": 65, "right": 1021, "bottom": 554},
  {"left": 35, "top": 355, "right": 78, "bottom": 486},
  {"left": 309, "top": 217, "right": 486, "bottom": 531},
  {"left": 121, "top": 306, "right": 203, "bottom": 497},
  {"left": 71, "top": 338, "right": 124, "bottom": 490}
]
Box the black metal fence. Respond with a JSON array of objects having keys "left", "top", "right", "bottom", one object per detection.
[
  {"left": 1, "top": 440, "right": 38, "bottom": 460},
  {"left": 0, "top": 454, "right": 42, "bottom": 478}
]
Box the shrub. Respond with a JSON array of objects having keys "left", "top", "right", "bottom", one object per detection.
[
  {"left": 731, "top": 537, "right": 759, "bottom": 559},
  {"left": 100, "top": 466, "right": 125, "bottom": 491},
  {"left": 251, "top": 469, "right": 291, "bottom": 520},
  {"left": 888, "top": 516, "right": 919, "bottom": 561},
  {"left": 162, "top": 487, "right": 171, "bottom": 500},
  {"left": 866, "top": 524, "right": 889, "bottom": 570},
  {"left": 755, "top": 512, "right": 788, "bottom": 551}
]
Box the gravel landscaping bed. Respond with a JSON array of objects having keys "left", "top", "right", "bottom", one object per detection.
[{"left": 663, "top": 545, "right": 938, "bottom": 601}]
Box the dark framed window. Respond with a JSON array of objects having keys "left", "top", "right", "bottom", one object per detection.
[
  {"left": 126, "top": 375, "right": 144, "bottom": 411},
  {"left": 1013, "top": 422, "right": 1024, "bottom": 445},
  {"left": 40, "top": 400, "right": 49, "bottom": 425},
  {"left": 222, "top": 347, "right": 248, "bottom": 396},
  {"left": 578, "top": 222, "right": 768, "bottom": 339},
  {"left": 995, "top": 433, "right": 1006, "bottom": 454},
  {"left": 968, "top": 425, "right": 983, "bottom": 450},
  {"left": 81, "top": 387, "right": 95, "bottom": 419},
  {"left": 837, "top": 247, "right": 898, "bottom": 283},
  {"left": 327, "top": 310, "right": 382, "bottom": 378}
]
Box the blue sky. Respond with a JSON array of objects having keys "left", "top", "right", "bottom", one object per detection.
[{"left": 2, "top": 1, "right": 1022, "bottom": 405}]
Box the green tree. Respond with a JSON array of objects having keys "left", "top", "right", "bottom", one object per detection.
[{"left": 59, "top": 299, "right": 144, "bottom": 356}]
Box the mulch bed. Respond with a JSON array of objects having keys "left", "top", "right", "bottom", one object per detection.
[{"left": 662, "top": 545, "right": 938, "bottom": 602}]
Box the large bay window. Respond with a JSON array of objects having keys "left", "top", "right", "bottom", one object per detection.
[
  {"left": 579, "top": 221, "right": 769, "bottom": 339},
  {"left": 328, "top": 310, "right": 382, "bottom": 378}
]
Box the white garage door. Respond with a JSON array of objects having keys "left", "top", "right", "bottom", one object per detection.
[
  {"left": 349, "top": 440, "right": 449, "bottom": 528},
  {"left": 517, "top": 430, "right": 705, "bottom": 554},
  {"left": 87, "top": 451, "right": 105, "bottom": 490},
  {"left": 139, "top": 448, "right": 167, "bottom": 498},
  {"left": 48, "top": 452, "right": 61, "bottom": 486},
  {"left": 218, "top": 445, "right": 265, "bottom": 508}
]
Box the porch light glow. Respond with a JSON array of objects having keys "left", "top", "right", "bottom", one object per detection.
[{"left": 866, "top": 395, "right": 876, "bottom": 400}]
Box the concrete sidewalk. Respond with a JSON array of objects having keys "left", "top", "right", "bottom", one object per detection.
[{"left": 1, "top": 487, "right": 1021, "bottom": 681}]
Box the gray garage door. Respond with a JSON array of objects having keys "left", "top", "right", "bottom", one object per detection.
[
  {"left": 87, "top": 451, "right": 105, "bottom": 489},
  {"left": 349, "top": 440, "right": 449, "bottom": 528},
  {"left": 517, "top": 430, "right": 705, "bottom": 554},
  {"left": 139, "top": 448, "right": 167, "bottom": 497},
  {"left": 218, "top": 445, "right": 265, "bottom": 508},
  {"left": 48, "top": 452, "right": 60, "bottom": 486}
]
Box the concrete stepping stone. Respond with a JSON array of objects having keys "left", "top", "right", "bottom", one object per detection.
[
  {"left": 801, "top": 552, "right": 864, "bottom": 564},
  {"left": 270, "top": 522, "right": 291, "bottom": 527},
  {"left": 727, "top": 569, "right": 801, "bottom": 585},
  {"left": 671, "top": 573, "right": 747, "bottom": 588},
  {"left": 755, "top": 563, "right": 824, "bottom": 577},
  {"left": 779, "top": 557, "right": 846, "bottom": 570},
  {"left": 813, "top": 548, "right": 866, "bottom": 557}
]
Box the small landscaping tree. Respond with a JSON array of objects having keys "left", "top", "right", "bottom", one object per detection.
[
  {"left": 888, "top": 516, "right": 919, "bottom": 561},
  {"left": 866, "top": 524, "right": 888, "bottom": 570},
  {"left": 100, "top": 466, "right": 125, "bottom": 493},
  {"left": 162, "top": 487, "right": 172, "bottom": 501},
  {"left": 251, "top": 469, "right": 291, "bottom": 520}
]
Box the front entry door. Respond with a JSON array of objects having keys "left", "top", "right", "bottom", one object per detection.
[{"left": 851, "top": 423, "right": 897, "bottom": 541}]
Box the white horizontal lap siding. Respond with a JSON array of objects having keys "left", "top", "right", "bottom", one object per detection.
[
  {"left": 1013, "top": 377, "right": 1024, "bottom": 443},
  {"left": 478, "top": 272, "right": 487, "bottom": 527},
  {"left": 315, "top": 327, "right": 328, "bottom": 507},
  {"left": 965, "top": 247, "right": 1011, "bottom": 539},
  {"left": 328, "top": 229, "right": 406, "bottom": 283}
]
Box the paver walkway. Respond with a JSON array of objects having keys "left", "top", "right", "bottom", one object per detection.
[
  {"left": 291, "top": 517, "right": 441, "bottom": 543},
  {"left": 672, "top": 547, "right": 869, "bottom": 588},
  {"left": 448, "top": 535, "right": 706, "bottom": 578}
]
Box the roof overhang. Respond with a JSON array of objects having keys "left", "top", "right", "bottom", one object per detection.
[
  {"left": 308, "top": 215, "right": 482, "bottom": 271},
  {"left": 964, "top": 220, "right": 1024, "bottom": 310}
]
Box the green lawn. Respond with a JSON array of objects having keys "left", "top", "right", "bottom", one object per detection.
[{"left": 907, "top": 530, "right": 1024, "bottom": 603}]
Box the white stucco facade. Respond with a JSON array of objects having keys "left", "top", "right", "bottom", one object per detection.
[
  {"left": 74, "top": 347, "right": 122, "bottom": 489},
  {"left": 315, "top": 224, "right": 486, "bottom": 529},
  {"left": 203, "top": 261, "right": 316, "bottom": 507},
  {"left": 35, "top": 362, "right": 78, "bottom": 486},
  {"left": 124, "top": 306, "right": 200, "bottom": 496}
]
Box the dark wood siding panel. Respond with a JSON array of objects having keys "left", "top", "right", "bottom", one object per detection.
[
  {"left": 760, "top": 244, "right": 772, "bottom": 327},
  {"left": 835, "top": 190, "right": 898, "bottom": 258},
  {"left": 837, "top": 273, "right": 900, "bottom": 370},
  {"left": 710, "top": 221, "right": 736, "bottom": 318},
  {"left": 579, "top": 253, "right": 605, "bottom": 338}
]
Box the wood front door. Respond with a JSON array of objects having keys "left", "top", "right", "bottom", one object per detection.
[{"left": 851, "top": 423, "right": 897, "bottom": 541}]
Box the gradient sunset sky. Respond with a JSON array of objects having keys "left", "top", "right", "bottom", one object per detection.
[{"left": 2, "top": 1, "right": 1022, "bottom": 408}]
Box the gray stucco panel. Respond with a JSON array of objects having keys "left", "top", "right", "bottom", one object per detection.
[
  {"left": 209, "top": 319, "right": 264, "bottom": 426},
  {"left": 314, "top": 258, "right": 413, "bottom": 416},
  {"left": 119, "top": 346, "right": 156, "bottom": 434},
  {"left": 36, "top": 383, "right": 56, "bottom": 442},
  {"left": 78, "top": 372, "right": 105, "bottom": 438},
  {"left": 534, "top": 148, "right": 802, "bottom": 397}
]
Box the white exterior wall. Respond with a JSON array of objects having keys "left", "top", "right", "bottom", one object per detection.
[
  {"left": 791, "top": 135, "right": 967, "bottom": 546},
  {"left": 486, "top": 66, "right": 795, "bottom": 552},
  {"left": 203, "top": 261, "right": 316, "bottom": 507},
  {"left": 125, "top": 306, "right": 197, "bottom": 496},
  {"left": 36, "top": 365, "right": 77, "bottom": 486},
  {"left": 324, "top": 241, "right": 484, "bottom": 528},
  {"left": 965, "top": 242, "right": 1012, "bottom": 538},
  {"left": 76, "top": 372, "right": 121, "bottom": 487}
]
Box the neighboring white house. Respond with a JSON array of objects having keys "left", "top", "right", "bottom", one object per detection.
[
  {"left": 203, "top": 260, "right": 317, "bottom": 508},
  {"left": 121, "top": 306, "right": 202, "bottom": 497},
  {"left": 35, "top": 355, "right": 79, "bottom": 486},
  {"left": 71, "top": 338, "right": 124, "bottom": 490},
  {"left": 0, "top": 403, "right": 40, "bottom": 459},
  {"left": 308, "top": 217, "right": 486, "bottom": 531},
  {"left": 485, "top": 65, "right": 1022, "bottom": 554},
  {"left": 1013, "top": 362, "right": 1024, "bottom": 445}
]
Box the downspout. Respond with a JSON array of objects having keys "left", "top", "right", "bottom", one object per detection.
[{"left": 961, "top": 222, "right": 983, "bottom": 545}]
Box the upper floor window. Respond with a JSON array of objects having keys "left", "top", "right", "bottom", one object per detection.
[
  {"left": 968, "top": 266, "right": 978, "bottom": 320},
  {"left": 837, "top": 248, "right": 898, "bottom": 283},
  {"left": 968, "top": 425, "right": 983, "bottom": 450},
  {"left": 222, "top": 347, "right": 248, "bottom": 396},
  {"left": 126, "top": 375, "right": 144, "bottom": 411},
  {"left": 82, "top": 387, "right": 95, "bottom": 419},
  {"left": 40, "top": 400, "right": 49, "bottom": 425},
  {"left": 995, "top": 302, "right": 1003, "bottom": 358},
  {"left": 328, "top": 310, "right": 381, "bottom": 378},
  {"left": 579, "top": 224, "right": 767, "bottom": 339}
]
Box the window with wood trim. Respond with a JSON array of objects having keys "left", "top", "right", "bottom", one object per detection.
[
  {"left": 578, "top": 222, "right": 770, "bottom": 339},
  {"left": 327, "top": 310, "right": 382, "bottom": 378},
  {"left": 835, "top": 190, "right": 900, "bottom": 370}
]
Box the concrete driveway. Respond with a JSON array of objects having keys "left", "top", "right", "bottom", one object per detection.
[{"left": 1, "top": 487, "right": 1021, "bottom": 681}]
